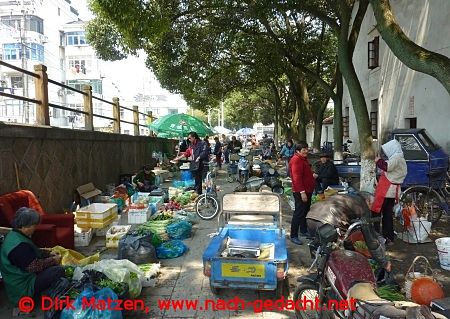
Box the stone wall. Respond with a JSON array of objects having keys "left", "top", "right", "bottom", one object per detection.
[{"left": 0, "top": 122, "right": 177, "bottom": 212}]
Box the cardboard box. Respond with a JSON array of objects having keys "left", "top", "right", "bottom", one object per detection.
[{"left": 77, "top": 182, "right": 102, "bottom": 201}]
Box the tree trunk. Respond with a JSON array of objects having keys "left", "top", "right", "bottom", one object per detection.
[
  {"left": 312, "top": 98, "right": 328, "bottom": 152},
  {"left": 334, "top": 67, "right": 344, "bottom": 161},
  {"left": 338, "top": 3, "right": 375, "bottom": 192},
  {"left": 370, "top": 0, "right": 450, "bottom": 95}
]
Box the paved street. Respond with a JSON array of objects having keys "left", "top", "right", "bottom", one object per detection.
[{"left": 2, "top": 166, "right": 448, "bottom": 318}]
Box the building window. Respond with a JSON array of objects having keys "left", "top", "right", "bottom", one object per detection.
[
  {"left": 66, "top": 31, "right": 87, "bottom": 46},
  {"left": 66, "top": 79, "right": 102, "bottom": 94},
  {"left": 370, "top": 99, "right": 378, "bottom": 138},
  {"left": 2, "top": 43, "right": 44, "bottom": 62},
  {"left": 368, "top": 36, "right": 379, "bottom": 69},
  {"left": 11, "top": 76, "right": 23, "bottom": 89},
  {"left": 0, "top": 15, "right": 43, "bottom": 34},
  {"left": 68, "top": 56, "right": 91, "bottom": 74},
  {"left": 406, "top": 117, "right": 417, "bottom": 129},
  {"left": 343, "top": 106, "right": 349, "bottom": 138}
]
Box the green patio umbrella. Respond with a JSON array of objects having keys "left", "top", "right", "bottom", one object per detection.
[{"left": 149, "top": 113, "right": 216, "bottom": 137}]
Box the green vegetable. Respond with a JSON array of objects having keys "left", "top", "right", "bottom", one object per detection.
[
  {"left": 377, "top": 285, "right": 406, "bottom": 301},
  {"left": 64, "top": 266, "right": 75, "bottom": 279},
  {"left": 130, "top": 272, "right": 138, "bottom": 280},
  {"left": 353, "top": 241, "right": 368, "bottom": 250}
]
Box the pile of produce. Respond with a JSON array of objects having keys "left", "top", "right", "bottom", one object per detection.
[
  {"left": 137, "top": 215, "right": 174, "bottom": 241},
  {"left": 165, "top": 200, "right": 182, "bottom": 211},
  {"left": 377, "top": 285, "right": 406, "bottom": 301}
]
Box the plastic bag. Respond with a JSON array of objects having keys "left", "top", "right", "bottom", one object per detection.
[
  {"left": 50, "top": 246, "right": 100, "bottom": 266},
  {"left": 72, "top": 259, "right": 143, "bottom": 298},
  {"left": 166, "top": 220, "right": 192, "bottom": 240},
  {"left": 45, "top": 277, "right": 73, "bottom": 319},
  {"left": 118, "top": 232, "right": 158, "bottom": 265},
  {"left": 61, "top": 288, "right": 123, "bottom": 319},
  {"left": 156, "top": 240, "right": 188, "bottom": 259},
  {"left": 173, "top": 210, "right": 198, "bottom": 224}
]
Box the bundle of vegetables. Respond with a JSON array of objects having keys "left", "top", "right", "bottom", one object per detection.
[
  {"left": 138, "top": 216, "right": 174, "bottom": 242},
  {"left": 64, "top": 265, "right": 75, "bottom": 279},
  {"left": 377, "top": 285, "right": 406, "bottom": 301},
  {"left": 175, "top": 192, "right": 194, "bottom": 206}
]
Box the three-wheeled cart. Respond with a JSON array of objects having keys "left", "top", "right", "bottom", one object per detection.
[{"left": 202, "top": 192, "right": 288, "bottom": 297}]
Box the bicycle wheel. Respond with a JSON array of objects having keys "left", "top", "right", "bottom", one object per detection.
[
  {"left": 399, "top": 186, "right": 444, "bottom": 224},
  {"left": 195, "top": 194, "right": 220, "bottom": 220}
]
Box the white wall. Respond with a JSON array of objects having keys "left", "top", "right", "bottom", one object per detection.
[{"left": 344, "top": 0, "right": 450, "bottom": 152}]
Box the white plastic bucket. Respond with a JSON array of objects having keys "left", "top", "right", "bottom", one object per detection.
[
  {"left": 436, "top": 237, "right": 450, "bottom": 271},
  {"left": 408, "top": 218, "right": 431, "bottom": 242}
]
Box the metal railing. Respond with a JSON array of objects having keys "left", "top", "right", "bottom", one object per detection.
[{"left": 0, "top": 61, "right": 154, "bottom": 135}]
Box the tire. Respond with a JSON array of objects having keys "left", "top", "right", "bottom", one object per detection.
[
  {"left": 271, "top": 186, "right": 284, "bottom": 195},
  {"left": 445, "top": 170, "right": 450, "bottom": 196},
  {"left": 274, "top": 278, "right": 289, "bottom": 299},
  {"left": 293, "top": 282, "right": 335, "bottom": 319},
  {"left": 195, "top": 194, "right": 220, "bottom": 220},
  {"left": 400, "top": 186, "right": 444, "bottom": 224},
  {"left": 293, "top": 282, "right": 322, "bottom": 319},
  {"left": 209, "top": 280, "right": 221, "bottom": 295}
]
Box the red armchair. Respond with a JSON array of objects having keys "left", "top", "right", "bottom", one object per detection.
[{"left": 0, "top": 190, "right": 74, "bottom": 249}]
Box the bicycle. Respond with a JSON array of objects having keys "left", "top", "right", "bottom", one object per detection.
[{"left": 195, "top": 163, "right": 220, "bottom": 220}]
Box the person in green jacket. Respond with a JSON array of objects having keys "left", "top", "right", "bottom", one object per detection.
[
  {"left": 133, "top": 164, "right": 157, "bottom": 192},
  {"left": 0, "top": 207, "right": 64, "bottom": 307}
]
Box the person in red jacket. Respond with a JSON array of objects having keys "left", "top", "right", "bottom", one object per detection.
[{"left": 289, "top": 141, "right": 316, "bottom": 245}]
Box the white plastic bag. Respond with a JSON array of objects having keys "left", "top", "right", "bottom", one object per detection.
[{"left": 73, "top": 259, "right": 143, "bottom": 298}]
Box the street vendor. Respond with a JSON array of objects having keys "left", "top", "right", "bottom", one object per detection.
[
  {"left": 306, "top": 192, "right": 391, "bottom": 272},
  {"left": 133, "top": 164, "right": 158, "bottom": 192},
  {"left": 371, "top": 139, "right": 407, "bottom": 245},
  {"left": 172, "top": 131, "right": 209, "bottom": 195},
  {"left": 313, "top": 152, "right": 340, "bottom": 192},
  {"left": 0, "top": 207, "right": 65, "bottom": 306}
]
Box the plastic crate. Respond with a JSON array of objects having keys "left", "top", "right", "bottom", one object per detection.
[
  {"left": 74, "top": 227, "right": 93, "bottom": 247},
  {"left": 76, "top": 203, "right": 118, "bottom": 228},
  {"left": 106, "top": 225, "right": 131, "bottom": 248}
]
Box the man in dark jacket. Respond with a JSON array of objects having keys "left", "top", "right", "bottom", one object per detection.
[
  {"left": 313, "top": 153, "right": 340, "bottom": 192},
  {"left": 289, "top": 141, "right": 316, "bottom": 245},
  {"left": 172, "top": 131, "right": 209, "bottom": 194},
  {"left": 306, "top": 192, "right": 391, "bottom": 271},
  {"left": 213, "top": 136, "right": 222, "bottom": 169}
]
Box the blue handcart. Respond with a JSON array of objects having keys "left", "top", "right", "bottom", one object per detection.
[{"left": 202, "top": 192, "right": 289, "bottom": 297}]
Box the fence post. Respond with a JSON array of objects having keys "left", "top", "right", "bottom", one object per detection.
[
  {"left": 112, "top": 97, "right": 121, "bottom": 134},
  {"left": 147, "top": 111, "right": 153, "bottom": 136},
  {"left": 133, "top": 105, "right": 139, "bottom": 136},
  {"left": 33, "top": 64, "right": 50, "bottom": 125},
  {"left": 82, "top": 85, "right": 94, "bottom": 131}
]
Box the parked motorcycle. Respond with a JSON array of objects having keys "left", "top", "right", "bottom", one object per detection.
[
  {"left": 234, "top": 163, "right": 284, "bottom": 194},
  {"left": 238, "top": 149, "right": 251, "bottom": 183},
  {"left": 293, "top": 220, "right": 441, "bottom": 319}
]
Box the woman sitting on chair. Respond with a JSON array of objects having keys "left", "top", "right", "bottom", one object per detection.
[{"left": 0, "top": 207, "right": 64, "bottom": 307}]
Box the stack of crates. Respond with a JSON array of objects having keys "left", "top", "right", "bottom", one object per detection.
[{"left": 76, "top": 203, "right": 118, "bottom": 233}]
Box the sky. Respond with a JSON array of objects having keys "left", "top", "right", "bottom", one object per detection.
[{"left": 75, "top": 0, "right": 187, "bottom": 108}]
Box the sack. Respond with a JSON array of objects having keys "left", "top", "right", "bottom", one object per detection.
[
  {"left": 189, "top": 161, "right": 200, "bottom": 172},
  {"left": 50, "top": 246, "right": 100, "bottom": 266},
  {"left": 45, "top": 277, "right": 73, "bottom": 319},
  {"left": 118, "top": 233, "right": 158, "bottom": 264},
  {"left": 166, "top": 220, "right": 192, "bottom": 240},
  {"left": 156, "top": 240, "right": 188, "bottom": 259}
]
